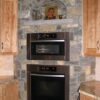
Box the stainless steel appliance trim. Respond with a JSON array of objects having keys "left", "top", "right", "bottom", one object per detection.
[
  {"left": 31, "top": 40, "right": 65, "bottom": 42},
  {"left": 30, "top": 73, "right": 65, "bottom": 77}
]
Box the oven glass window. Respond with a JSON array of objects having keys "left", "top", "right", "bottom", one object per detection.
[
  {"left": 30, "top": 74, "right": 65, "bottom": 100},
  {"left": 31, "top": 42, "right": 64, "bottom": 55}
]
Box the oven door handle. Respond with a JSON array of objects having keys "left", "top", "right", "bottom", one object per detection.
[
  {"left": 30, "top": 73, "right": 65, "bottom": 77},
  {"left": 31, "top": 40, "right": 65, "bottom": 42}
]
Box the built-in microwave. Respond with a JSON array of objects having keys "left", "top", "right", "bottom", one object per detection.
[{"left": 27, "top": 32, "right": 70, "bottom": 61}]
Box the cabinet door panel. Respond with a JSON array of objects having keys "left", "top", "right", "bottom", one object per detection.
[
  {"left": 0, "top": 0, "right": 17, "bottom": 54},
  {"left": 0, "top": 80, "right": 19, "bottom": 100},
  {"left": 87, "top": 0, "right": 96, "bottom": 48},
  {"left": 12, "top": 0, "right": 18, "bottom": 54},
  {"left": 83, "top": 0, "right": 100, "bottom": 56},
  {"left": 0, "top": 87, "right": 3, "bottom": 100},
  {"left": 0, "top": 0, "right": 2, "bottom": 50},
  {"left": 83, "top": 0, "right": 97, "bottom": 56},
  {"left": 1, "top": 0, "right": 12, "bottom": 52},
  {"left": 96, "top": 0, "right": 100, "bottom": 54},
  {"left": 80, "top": 93, "right": 86, "bottom": 100},
  {"left": 80, "top": 94, "right": 96, "bottom": 100},
  {"left": 4, "top": 81, "right": 19, "bottom": 100}
]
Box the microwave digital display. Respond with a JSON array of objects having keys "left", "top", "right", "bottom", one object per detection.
[{"left": 38, "top": 33, "right": 57, "bottom": 39}]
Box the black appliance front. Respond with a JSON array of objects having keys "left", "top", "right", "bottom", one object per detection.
[
  {"left": 27, "top": 64, "right": 69, "bottom": 100},
  {"left": 27, "top": 32, "right": 70, "bottom": 60}
]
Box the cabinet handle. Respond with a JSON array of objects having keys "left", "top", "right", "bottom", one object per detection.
[
  {"left": 1, "top": 42, "right": 3, "bottom": 50},
  {"left": 96, "top": 40, "right": 100, "bottom": 51}
]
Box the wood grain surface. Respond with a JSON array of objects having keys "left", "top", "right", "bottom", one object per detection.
[
  {"left": 0, "top": 0, "right": 18, "bottom": 54},
  {"left": 83, "top": 0, "right": 100, "bottom": 56}
]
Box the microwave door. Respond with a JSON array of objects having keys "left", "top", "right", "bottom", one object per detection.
[{"left": 36, "top": 44, "right": 60, "bottom": 54}]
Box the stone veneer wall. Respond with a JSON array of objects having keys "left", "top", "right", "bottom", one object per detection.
[{"left": 15, "top": 0, "right": 96, "bottom": 100}]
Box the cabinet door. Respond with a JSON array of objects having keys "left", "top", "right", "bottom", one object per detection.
[
  {"left": 83, "top": 0, "right": 100, "bottom": 56},
  {"left": 80, "top": 93, "right": 96, "bottom": 100},
  {"left": 0, "top": 0, "right": 1, "bottom": 38},
  {"left": 0, "top": 87, "right": 3, "bottom": 100},
  {"left": 3, "top": 81, "right": 19, "bottom": 100},
  {"left": 96, "top": 0, "right": 100, "bottom": 54},
  {"left": 83, "top": 0, "right": 97, "bottom": 56},
  {"left": 0, "top": 0, "right": 17, "bottom": 54},
  {"left": 0, "top": 80, "right": 19, "bottom": 100}
]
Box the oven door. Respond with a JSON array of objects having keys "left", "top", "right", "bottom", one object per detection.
[
  {"left": 30, "top": 73, "right": 65, "bottom": 100},
  {"left": 29, "top": 40, "right": 65, "bottom": 60}
]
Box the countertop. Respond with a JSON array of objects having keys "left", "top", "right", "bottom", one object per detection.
[
  {"left": 0, "top": 76, "right": 16, "bottom": 84},
  {"left": 79, "top": 80, "right": 100, "bottom": 98}
]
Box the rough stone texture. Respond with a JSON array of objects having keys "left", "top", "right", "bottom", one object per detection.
[
  {"left": 16, "top": 0, "right": 96, "bottom": 100},
  {"left": 67, "top": 7, "right": 82, "bottom": 16}
]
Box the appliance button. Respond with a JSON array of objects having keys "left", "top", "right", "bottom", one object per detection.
[
  {"left": 45, "top": 67, "right": 49, "bottom": 71},
  {"left": 52, "top": 67, "right": 56, "bottom": 71}
]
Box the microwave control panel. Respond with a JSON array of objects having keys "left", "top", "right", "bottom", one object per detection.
[{"left": 30, "top": 33, "right": 57, "bottom": 40}]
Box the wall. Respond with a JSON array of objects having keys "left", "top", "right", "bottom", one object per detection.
[
  {"left": 95, "top": 58, "right": 100, "bottom": 81},
  {"left": 15, "top": 0, "right": 96, "bottom": 100},
  {"left": 0, "top": 55, "right": 14, "bottom": 76}
]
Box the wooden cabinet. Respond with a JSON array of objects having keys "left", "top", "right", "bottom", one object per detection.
[
  {"left": 0, "top": 79, "right": 19, "bottom": 100},
  {"left": 0, "top": 0, "right": 18, "bottom": 54},
  {"left": 80, "top": 93, "right": 97, "bottom": 100},
  {"left": 83, "top": 0, "right": 100, "bottom": 56}
]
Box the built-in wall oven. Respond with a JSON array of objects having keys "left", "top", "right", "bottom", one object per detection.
[
  {"left": 27, "top": 64, "right": 69, "bottom": 100},
  {"left": 27, "top": 32, "right": 70, "bottom": 60}
]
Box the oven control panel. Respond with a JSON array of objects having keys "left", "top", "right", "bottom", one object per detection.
[{"left": 39, "top": 66, "right": 56, "bottom": 72}]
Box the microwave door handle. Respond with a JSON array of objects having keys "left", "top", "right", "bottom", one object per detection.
[
  {"left": 31, "top": 40, "right": 65, "bottom": 42},
  {"left": 36, "top": 48, "right": 49, "bottom": 53},
  {"left": 30, "top": 74, "right": 65, "bottom": 78}
]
